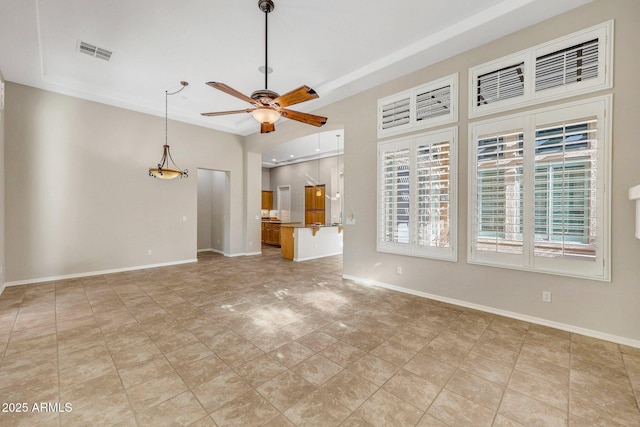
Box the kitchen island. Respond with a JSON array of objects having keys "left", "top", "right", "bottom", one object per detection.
[{"left": 280, "top": 224, "right": 343, "bottom": 261}]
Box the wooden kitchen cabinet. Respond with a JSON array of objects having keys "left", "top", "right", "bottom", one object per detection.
[
  {"left": 261, "top": 191, "right": 273, "bottom": 210},
  {"left": 304, "top": 185, "right": 325, "bottom": 225}
]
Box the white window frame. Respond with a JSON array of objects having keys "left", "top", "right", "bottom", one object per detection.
[
  {"left": 378, "top": 127, "right": 458, "bottom": 261},
  {"left": 378, "top": 74, "right": 458, "bottom": 139},
  {"left": 468, "top": 96, "right": 611, "bottom": 281},
  {"left": 469, "top": 20, "right": 613, "bottom": 118}
]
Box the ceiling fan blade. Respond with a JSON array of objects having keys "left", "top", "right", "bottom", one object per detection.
[
  {"left": 279, "top": 109, "right": 327, "bottom": 127},
  {"left": 200, "top": 109, "right": 255, "bottom": 117},
  {"left": 261, "top": 123, "right": 276, "bottom": 133},
  {"left": 206, "top": 82, "right": 257, "bottom": 105},
  {"left": 271, "top": 86, "right": 319, "bottom": 108}
]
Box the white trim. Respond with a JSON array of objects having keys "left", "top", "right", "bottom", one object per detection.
[
  {"left": 197, "top": 248, "right": 214, "bottom": 253},
  {"left": 0, "top": 283, "right": 5, "bottom": 296},
  {"left": 244, "top": 251, "right": 263, "bottom": 257},
  {"left": 5, "top": 259, "right": 198, "bottom": 287},
  {"left": 294, "top": 252, "right": 343, "bottom": 262},
  {"left": 342, "top": 274, "right": 640, "bottom": 349}
]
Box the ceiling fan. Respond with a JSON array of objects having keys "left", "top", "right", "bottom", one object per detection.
[{"left": 201, "top": 0, "right": 328, "bottom": 134}]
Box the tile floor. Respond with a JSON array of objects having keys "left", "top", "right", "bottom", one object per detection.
[{"left": 0, "top": 246, "right": 639, "bottom": 426}]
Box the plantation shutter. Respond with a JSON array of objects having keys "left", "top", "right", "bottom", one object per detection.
[
  {"left": 535, "top": 39, "right": 599, "bottom": 92},
  {"left": 416, "top": 85, "right": 450, "bottom": 122},
  {"left": 415, "top": 140, "right": 451, "bottom": 248},
  {"left": 476, "top": 62, "right": 525, "bottom": 106},
  {"left": 380, "top": 144, "right": 411, "bottom": 244},
  {"left": 380, "top": 97, "right": 411, "bottom": 132},
  {"left": 474, "top": 130, "right": 524, "bottom": 255},
  {"left": 533, "top": 117, "right": 598, "bottom": 260}
]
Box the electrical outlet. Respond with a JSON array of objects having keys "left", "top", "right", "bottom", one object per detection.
[
  {"left": 542, "top": 291, "right": 552, "bottom": 303},
  {"left": 396, "top": 266, "right": 402, "bottom": 275},
  {"left": 147, "top": 249, "right": 152, "bottom": 256},
  {"left": 182, "top": 216, "right": 187, "bottom": 222}
]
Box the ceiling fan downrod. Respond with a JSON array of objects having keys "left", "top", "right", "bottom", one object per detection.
[{"left": 259, "top": 0, "right": 275, "bottom": 91}]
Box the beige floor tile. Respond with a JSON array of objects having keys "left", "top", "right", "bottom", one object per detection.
[
  {"left": 175, "top": 354, "right": 230, "bottom": 388},
  {"left": 421, "top": 330, "right": 477, "bottom": 365},
  {"left": 117, "top": 353, "right": 175, "bottom": 388},
  {"left": 192, "top": 370, "right": 251, "bottom": 413},
  {"left": 1, "top": 249, "right": 638, "bottom": 426},
  {"left": 248, "top": 328, "right": 292, "bottom": 353},
  {"left": 268, "top": 340, "right": 315, "bottom": 367},
  {"left": 508, "top": 368, "right": 568, "bottom": 410},
  {"left": 498, "top": 389, "right": 567, "bottom": 426},
  {"left": 284, "top": 389, "right": 351, "bottom": 426},
  {"left": 320, "top": 341, "right": 367, "bottom": 367},
  {"left": 460, "top": 351, "right": 514, "bottom": 385},
  {"left": 445, "top": 369, "right": 505, "bottom": 411},
  {"left": 235, "top": 354, "right": 288, "bottom": 388},
  {"left": 382, "top": 368, "right": 440, "bottom": 410},
  {"left": 59, "top": 354, "right": 118, "bottom": 389},
  {"left": 256, "top": 370, "right": 317, "bottom": 411},
  {"left": 515, "top": 352, "right": 569, "bottom": 385},
  {"left": 210, "top": 390, "right": 280, "bottom": 426},
  {"left": 321, "top": 370, "right": 378, "bottom": 411},
  {"left": 136, "top": 391, "right": 207, "bottom": 427},
  {"left": 427, "top": 389, "right": 496, "bottom": 427},
  {"left": 296, "top": 330, "right": 338, "bottom": 352},
  {"left": 340, "top": 330, "right": 386, "bottom": 352},
  {"left": 353, "top": 388, "right": 423, "bottom": 427},
  {"left": 291, "top": 353, "right": 343, "bottom": 386},
  {"left": 164, "top": 341, "right": 214, "bottom": 369},
  {"left": 347, "top": 354, "right": 398, "bottom": 386},
  {"left": 126, "top": 371, "right": 188, "bottom": 412},
  {"left": 216, "top": 341, "right": 265, "bottom": 367},
  {"left": 403, "top": 353, "right": 457, "bottom": 386},
  {"left": 371, "top": 340, "right": 417, "bottom": 366}
]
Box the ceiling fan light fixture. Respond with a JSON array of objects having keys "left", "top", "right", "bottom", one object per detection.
[{"left": 252, "top": 107, "right": 281, "bottom": 125}]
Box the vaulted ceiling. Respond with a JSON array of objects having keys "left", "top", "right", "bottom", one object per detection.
[{"left": 1, "top": 0, "right": 592, "bottom": 142}]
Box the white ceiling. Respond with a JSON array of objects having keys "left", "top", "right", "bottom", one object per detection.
[{"left": 0, "top": 0, "right": 592, "bottom": 164}]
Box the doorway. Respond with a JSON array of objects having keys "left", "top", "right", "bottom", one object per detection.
[
  {"left": 197, "top": 168, "right": 230, "bottom": 255},
  {"left": 277, "top": 185, "right": 291, "bottom": 222}
]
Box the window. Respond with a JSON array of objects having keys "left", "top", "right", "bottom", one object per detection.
[
  {"left": 378, "top": 74, "right": 458, "bottom": 138},
  {"left": 378, "top": 128, "right": 457, "bottom": 261},
  {"left": 469, "top": 21, "right": 613, "bottom": 118},
  {"left": 469, "top": 97, "right": 610, "bottom": 280}
]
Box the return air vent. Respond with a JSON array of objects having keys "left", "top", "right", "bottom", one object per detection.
[{"left": 78, "top": 41, "right": 113, "bottom": 61}]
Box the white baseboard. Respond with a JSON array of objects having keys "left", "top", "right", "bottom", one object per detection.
[
  {"left": 5, "top": 259, "right": 198, "bottom": 287},
  {"left": 197, "top": 248, "right": 213, "bottom": 253},
  {"left": 0, "top": 283, "right": 5, "bottom": 296},
  {"left": 294, "top": 251, "right": 343, "bottom": 262},
  {"left": 343, "top": 274, "right": 640, "bottom": 349}
]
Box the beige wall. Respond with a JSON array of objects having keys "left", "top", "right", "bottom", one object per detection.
[
  {"left": 5, "top": 83, "right": 245, "bottom": 283},
  {"left": 268, "top": 156, "right": 341, "bottom": 224},
  {"left": 247, "top": 0, "right": 640, "bottom": 343},
  {"left": 0, "top": 70, "right": 5, "bottom": 291}
]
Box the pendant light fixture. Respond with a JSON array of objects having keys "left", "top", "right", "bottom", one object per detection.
[
  {"left": 316, "top": 135, "right": 322, "bottom": 197},
  {"left": 149, "top": 81, "right": 189, "bottom": 179}
]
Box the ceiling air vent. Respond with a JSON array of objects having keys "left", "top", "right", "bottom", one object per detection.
[{"left": 78, "top": 41, "right": 112, "bottom": 61}]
